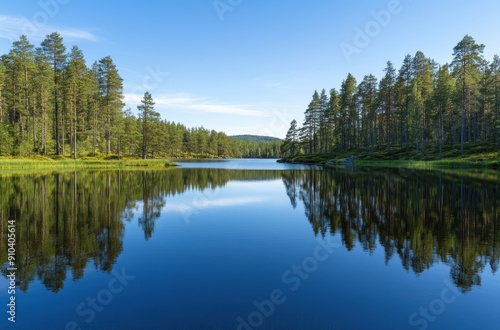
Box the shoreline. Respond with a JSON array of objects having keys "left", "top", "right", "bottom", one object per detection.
[
  {"left": 0, "top": 157, "right": 179, "bottom": 170},
  {"left": 278, "top": 152, "right": 500, "bottom": 171}
]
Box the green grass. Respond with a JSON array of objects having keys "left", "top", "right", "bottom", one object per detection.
[
  {"left": 280, "top": 143, "right": 500, "bottom": 170},
  {"left": 0, "top": 156, "right": 178, "bottom": 170}
]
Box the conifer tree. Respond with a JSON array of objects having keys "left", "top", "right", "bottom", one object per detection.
[
  {"left": 137, "top": 92, "right": 160, "bottom": 159},
  {"left": 41, "top": 32, "right": 66, "bottom": 155},
  {"left": 452, "top": 35, "right": 484, "bottom": 154},
  {"left": 98, "top": 56, "right": 123, "bottom": 154},
  {"left": 65, "top": 46, "right": 89, "bottom": 159},
  {"left": 379, "top": 61, "right": 396, "bottom": 151}
]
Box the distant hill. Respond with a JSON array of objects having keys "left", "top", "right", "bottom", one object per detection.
[{"left": 229, "top": 135, "right": 282, "bottom": 142}]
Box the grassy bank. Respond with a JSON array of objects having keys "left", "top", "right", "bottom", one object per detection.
[
  {"left": 0, "top": 155, "right": 178, "bottom": 170},
  {"left": 280, "top": 143, "right": 500, "bottom": 170}
]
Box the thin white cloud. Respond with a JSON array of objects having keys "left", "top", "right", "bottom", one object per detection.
[
  {"left": 0, "top": 15, "right": 97, "bottom": 41},
  {"left": 163, "top": 197, "right": 265, "bottom": 214},
  {"left": 123, "top": 92, "right": 267, "bottom": 117}
]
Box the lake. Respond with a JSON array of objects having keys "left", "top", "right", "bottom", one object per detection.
[{"left": 1, "top": 159, "right": 499, "bottom": 330}]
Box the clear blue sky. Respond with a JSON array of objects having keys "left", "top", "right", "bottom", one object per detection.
[{"left": 1, "top": 0, "right": 500, "bottom": 138}]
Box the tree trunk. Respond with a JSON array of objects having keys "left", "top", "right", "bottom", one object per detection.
[
  {"left": 387, "top": 91, "right": 391, "bottom": 152},
  {"left": 460, "top": 72, "right": 466, "bottom": 155},
  {"left": 93, "top": 99, "right": 97, "bottom": 155},
  {"left": 439, "top": 108, "right": 443, "bottom": 159},
  {"left": 54, "top": 64, "right": 60, "bottom": 156},
  {"left": 42, "top": 92, "right": 46, "bottom": 155},
  {"left": 0, "top": 87, "right": 3, "bottom": 122},
  {"left": 73, "top": 97, "right": 77, "bottom": 160},
  {"left": 62, "top": 104, "right": 65, "bottom": 156}
]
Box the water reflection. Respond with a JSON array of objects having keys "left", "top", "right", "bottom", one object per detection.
[
  {"left": 282, "top": 168, "right": 500, "bottom": 292},
  {"left": 0, "top": 169, "right": 285, "bottom": 293},
  {"left": 1, "top": 167, "right": 499, "bottom": 295}
]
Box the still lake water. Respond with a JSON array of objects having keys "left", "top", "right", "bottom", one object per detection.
[{"left": 1, "top": 159, "right": 499, "bottom": 330}]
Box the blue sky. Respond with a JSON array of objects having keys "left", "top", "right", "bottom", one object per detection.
[{"left": 1, "top": 0, "right": 500, "bottom": 138}]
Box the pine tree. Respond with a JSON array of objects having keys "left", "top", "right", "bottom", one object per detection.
[
  {"left": 33, "top": 48, "right": 52, "bottom": 155},
  {"left": 282, "top": 119, "right": 298, "bottom": 156},
  {"left": 11, "top": 36, "right": 36, "bottom": 153},
  {"left": 98, "top": 56, "right": 123, "bottom": 155},
  {"left": 410, "top": 51, "right": 434, "bottom": 153},
  {"left": 359, "top": 75, "right": 378, "bottom": 152},
  {"left": 452, "top": 35, "right": 484, "bottom": 154},
  {"left": 89, "top": 61, "right": 101, "bottom": 155},
  {"left": 478, "top": 59, "right": 491, "bottom": 142},
  {"left": 397, "top": 55, "right": 412, "bottom": 149},
  {"left": 41, "top": 32, "right": 66, "bottom": 155},
  {"left": 379, "top": 61, "right": 396, "bottom": 151},
  {"left": 326, "top": 88, "right": 339, "bottom": 152},
  {"left": 0, "top": 61, "right": 4, "bottom": 123},
  {"left": 2, "top": 48, "right": 22, "bottom": 139},
  {"left": 137, "top": 92, "right": 160, "bottom": 159},
  {"left": 491, "top": 55, "right": 500, "bottom": 147},
  {"left": 302, "top": 91, "right": 321, "bottom": 153},
  {"left": 339, "top": 74, "right": 357, "bottom": 150},
  {"left": 434, "top": 64, "right": 455, "bottom": 158},
  {"left": 65, "top": 46, "right": 89, "bottom": 159},
  {"left": 318, "top": 89, "right": 329, "bottom": 152},
  {"left": 121, "top": 108, "right": 140, "bottom": 156}
]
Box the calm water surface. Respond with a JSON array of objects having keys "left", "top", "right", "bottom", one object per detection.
[{"left": 1, "top": 159, "right": 499, "bottom": 329}]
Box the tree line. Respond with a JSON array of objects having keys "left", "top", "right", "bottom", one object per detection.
[
  {"left": 134, "top": 92, "right": 282, "bottom": 159},
  {"left": 0, "top": 33, "right": 281, "bottom": 159},
  {"left": 282, "top": 168, "right": 500, "bottom": 291},
  {"left": 281, "top": 35, "right": 500, "bottom": 159}
]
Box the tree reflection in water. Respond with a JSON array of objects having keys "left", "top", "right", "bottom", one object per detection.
[
  {"left": 282, "top": 168, "right": 500, "bottom": 292},
  {"left": 0, "top": 168, "right": 498, "bottom": 293},
  {"left": 0, "top": 169, "right": 283, "bottom": 293}
]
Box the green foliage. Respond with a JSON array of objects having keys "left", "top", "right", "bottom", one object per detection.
[
  {"left": 282, "top": 168, "right": 500, "bottom": 289},
  {"left": 0, "top": 123, "right": 13, "bottom": 155},
  {"left": 0, "top": 157, "right": 177, "bottom": 170},
  {"left": 0, "top": 34, "right": 281, "bottom": 159},
  {"left": 0, "top": 169, "right": 291, "bottom": 291},
  {"left": 281, "top": 143, "right": 500, "bottom": 170},
  {"left": 284, "top": 35, "right": 499, "bottom": 164},
  {"left": 137, "top": 91, "right": 159, "bottom": 159},
  {"left": 281, "top": 120, "right": 299, "bottom": 157}
]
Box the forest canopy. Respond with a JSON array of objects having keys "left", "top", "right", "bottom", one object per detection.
[
  {"left": 0, "top": 33, "right": 282, "bottom": 159},
  {"left": 282, "top": 35, "right": 500, "bottom": 160}
]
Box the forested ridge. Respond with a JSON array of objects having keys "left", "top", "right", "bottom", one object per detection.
[
  {"left": 282, "top": 35, "right": 500, "bottom": 162},
  {"left": 0, "top": 33, "right": 281, "bottom": 159},
  {"left": 229, "top": 135, "right": 282, "bottom": 142}
]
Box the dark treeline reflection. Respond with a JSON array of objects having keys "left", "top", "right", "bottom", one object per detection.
[
  {"left": 0, "top": 169, "right": 284, "bottom": 293},
  {"left": 282, "top": 169, "right": 500, "bottom": 291}
]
